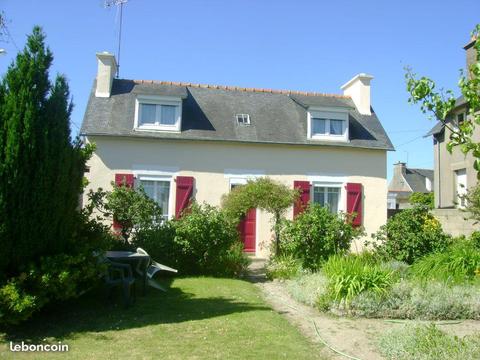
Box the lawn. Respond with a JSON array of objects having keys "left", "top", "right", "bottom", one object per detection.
[{"left": 0, "top": 277, "right": 323, "bottom": 359}]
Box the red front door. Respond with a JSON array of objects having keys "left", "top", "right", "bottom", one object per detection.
[{"left": 238, "top": 208, "right": 256, "bottom": 253}]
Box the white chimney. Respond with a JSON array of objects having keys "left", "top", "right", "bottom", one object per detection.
[
  {"left": 95, "top": 52, "right": 117, "bottom": 98},
  {"left": 341, "top": 73, "right": 374, "bottom": 116}
]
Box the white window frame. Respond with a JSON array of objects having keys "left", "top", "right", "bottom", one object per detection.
[
  {"left": 236, "top": 114, "right": 251, "bottom": 125},
  {"left": 311, "top": 181, "right": 344, "bottom": 214},
  {"left": 134, "top": 95, "right": 182, "bottom": 132},
  {"left": 307, "top": 107, "right": 349, "bottom": 142},
  {"left": 135, "top": 174, "right": 174, "bottom": 220}
]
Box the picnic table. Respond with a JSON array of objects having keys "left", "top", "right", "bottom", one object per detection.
[{"left": 106, "top": 251, "right": 150, "bottom": 295}]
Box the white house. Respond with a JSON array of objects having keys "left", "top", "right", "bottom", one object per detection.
[{"left": 81, "top": 52, "right": 394, "bottom": 257}]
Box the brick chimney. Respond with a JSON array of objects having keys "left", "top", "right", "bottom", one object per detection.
[
  {"left": 341, "top": 73, "right": 374, "bottom": 116},
  {"left": 95, "top": 52, "right": 117, "bottom": 98},
  {"left": 464, "top": 36, "right": 477, "bottom": 80}
]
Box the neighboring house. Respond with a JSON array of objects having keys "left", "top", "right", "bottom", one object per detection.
[
  {"left": 81, "top": 52, "right": 394, "bottom": 257},
  {"left": 425, "top": 37, "right": 479, "bottom": 236},
  {"left": 387, "top": 162, "right": 433, "bottom": 209}
]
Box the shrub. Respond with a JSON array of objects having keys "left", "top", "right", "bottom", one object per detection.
[
  {"left": 320, "top": 255, "right": 394, "bottom": 306},
  {"left": 410, "top": 240, "right": 480, "bottom": 283},
  {"left": 87, "top": 184, "right": 163, "bottom": 243},
  {"left": 0, "top": 212, "right": 112, "bottom": 325},
  {"left": 133, "top": 221, "right": 178, "bottom": 267},
  {"left": 266, "top": 255, "right": 303, "bottom": 280},
  {"left": 378, "top": 324, "right": 480, "bottom": 360},
  {"left": 134, "top": 203, "right": 250, "bottom": 277},
  {"left": 409, "top": 192, "right": 434, "bottom": 209},
  {"left": 370, "top": 206, "right": 451, "bottom": 264},
  {"left": 347, "top": 279, "right": 480, "bottom": 320},
  {"left": 286, "top": 272, "right": 329, "bottom": 307},
  {"left": 471, "top": 231, "right": 480, "bottom": 249},
  {"left": 280, "top": 205, "right": 360, "bottom": 271}
]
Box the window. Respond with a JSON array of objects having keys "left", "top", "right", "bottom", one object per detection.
[
  {"left": 312, "top": 185, "right": 341, "bottom": 213},
  {"left": 455, "top": 168, "right": 467, "bottom": 208},
  {"left": 236, "top": 114, "right": 251, "bottom": 125},
  {"left": 457, "top": 113, "right": 465, "bottom": 126},
  {"left": 308, "top": 109, "right": 348, "bottom": 141},
  {"left": 138, "top": 178, "right": 171, "bottom": 222},
  {"left": 135, "top": 96, "right": 182, "bottom": 131}
]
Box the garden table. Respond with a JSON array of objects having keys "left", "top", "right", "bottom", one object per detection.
[{"left": 106, "top": 251, "right": 150, "bottom": 295}]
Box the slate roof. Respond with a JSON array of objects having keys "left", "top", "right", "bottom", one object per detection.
[
  {"left": 404, "top": 168, "right": 434, "bottom": 193},
  {"left": 81, "top": 79, "right": 394, "bottom": 151}
]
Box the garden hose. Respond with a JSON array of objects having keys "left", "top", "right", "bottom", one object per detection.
[
  {"left": 312, "top": 320, "right": 365, "bottom": 360},
  {"left": 383, "top": 319, "right": 464, "bottom": 325}
]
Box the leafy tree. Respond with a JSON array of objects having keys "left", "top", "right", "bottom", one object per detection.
[
  {"left": 221, "top": 177, "right": 299, "bottom": 256},
  {"left": 87, "top": 183, "right": 163, "bottom": 243},
  {"left": 405, "top": 24, "right": 480, "bottom": 176},
  {"left": 0, "top": 27, "right": 89, "bottom": 277},
  {"left": 409, "top": 192, "right": 434, "bottom": 209}
]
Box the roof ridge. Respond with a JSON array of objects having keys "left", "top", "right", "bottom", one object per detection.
[{"left": 130, "top": 79, "right": 350, "bottom": 98}]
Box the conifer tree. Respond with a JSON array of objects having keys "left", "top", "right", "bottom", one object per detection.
[{"left": 0, "top": 27, "right": 86, "bottom": 276}]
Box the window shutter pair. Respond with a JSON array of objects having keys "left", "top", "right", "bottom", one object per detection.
[
  {"left": 293, "top": 180, "right": 363, "bottom": 226},
  {"left": 113, "top": 173, "right": 194, "bottom": 224},
  {"left": 113, "top": 173, "right": 135, "bottom": 233}
]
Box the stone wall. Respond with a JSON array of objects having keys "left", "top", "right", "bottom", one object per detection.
[{"left": 433, "top": 208, "right": 479, "bottom": 237}]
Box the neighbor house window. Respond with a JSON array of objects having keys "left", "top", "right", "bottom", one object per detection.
[
  {"left": 312, "top": 184, "right": 341, "bottom": 213},
  {"left": 135, "top": 96, "right": 182, "bottom": 131},
  {"left": 308, "top": 109, "right": 348, "bottom": 141},
  {"left": 138, "top": 177, "right": 171, "bottom": 222},
  {"left": 455, "top": 168, "right": 467, "bottom": 208}
]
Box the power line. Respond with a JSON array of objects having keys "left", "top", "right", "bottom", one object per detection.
[{"left": 395, "top": 135, "right": 425, "bottom": 148}]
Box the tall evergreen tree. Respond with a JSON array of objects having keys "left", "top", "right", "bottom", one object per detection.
[{"left": 0, "top": 27, "right": 86, "bottom": 276}]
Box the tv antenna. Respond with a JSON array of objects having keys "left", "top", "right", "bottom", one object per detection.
[{"left": 104, "top": 0, "right": 128, "bottom": 77}]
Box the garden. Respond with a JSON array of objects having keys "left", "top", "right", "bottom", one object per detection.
[{"left": 264, "top": 199, "right": 480, "bottom": 359}]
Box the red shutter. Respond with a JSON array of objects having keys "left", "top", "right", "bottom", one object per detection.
[
  {"left": 113, "top": 173, "right": 135, "bottom": 233},
  {"left": 346, "top": 183, "right": 363, "bottom": 227},
  {"left": 115, "top": 173, "right": 134, "bottom": 188},
  {"left": 293, "top": 181, "right": 310, "bottom": 218},
  {"left": 175, "top": 176, "right": 194, "bottom": 219}
]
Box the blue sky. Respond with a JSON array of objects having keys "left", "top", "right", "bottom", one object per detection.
[{"left": 1, "top": 0, "right": 478, "bottom": 180}]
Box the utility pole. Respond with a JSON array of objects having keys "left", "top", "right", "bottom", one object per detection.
[{"left": 104, "top": 0, "right": 128, "bottom": 78}]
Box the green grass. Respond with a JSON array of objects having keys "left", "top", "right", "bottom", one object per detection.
[
  {"left": 378, "top": 324, "right": 480, "bottom": 360},
  {"left": 0, "top": 277, "right": 323, "bottom": 359}
]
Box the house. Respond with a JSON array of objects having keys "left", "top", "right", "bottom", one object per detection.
[
  {"left": 425, "top": 36, "right": 479, "bottom": 236},
  {"left": 81, "top": 52, "right": 394, "bottom": 257},
  {"left": 387, "top": 162, "right": 433, "bottom": 210}
]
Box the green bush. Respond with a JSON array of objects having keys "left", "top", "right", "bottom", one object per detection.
[
  {"left": 346, "top": 279, "right": 480, "bottom": 320},
  {"left": 280, "top": 205, "right": 360, "bottom": 271},
  {"left": 370, "top": 206, "right": 451, "bottom": 264},
  {"left": 320, "top": 254, "right": 394, "bottom": 307},
  {"left": 409, "top": 192, "right": 434, "bottom": 209},
  {"left": 470, "top": 231, "right": 480, "bottom": 249},
  {"left": 378, "top": 324, "right": 480, "bottom": 360},
  {"left": 410, "top": 240, "right": 480, "bottom": 283},
  {"left": 266, "top": 255, "right": 303, "bottom": 280},
  {"left": 134, "top": 203, "right": 250, "bottom": 277},
  {"left": 0, "top": 212, "right": 112, "bottom": 325}
]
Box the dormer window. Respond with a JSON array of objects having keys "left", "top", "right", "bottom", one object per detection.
[
  {"left": 308, "top": 108, "right": 349, "bottom": 141},
  {"left": 135, "top": 95, "right": 182, "bottom": 132},
  {"left": 236, "top": 114, "right": 251, "bottom": 125}
]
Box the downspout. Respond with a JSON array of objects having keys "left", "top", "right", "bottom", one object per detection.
[{"left": 437, "top": 137, "right": 441, "bottom": 208}]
